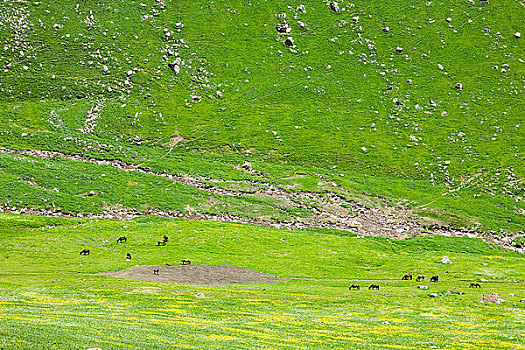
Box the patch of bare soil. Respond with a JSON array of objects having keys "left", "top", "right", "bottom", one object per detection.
[{"left": 99, "top": 264, "right": 289, "bottom": 285}]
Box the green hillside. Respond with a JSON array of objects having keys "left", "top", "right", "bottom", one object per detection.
[{"left": 0, "top": 0, "right": 523, "bottom": 233}]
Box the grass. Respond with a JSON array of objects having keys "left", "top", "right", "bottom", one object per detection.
[
  {"left": 0, "top": 213, "right": 524, "bottom": 349},
  {"left": 0, "top": 0, "right": 523, "bottom": 233}
]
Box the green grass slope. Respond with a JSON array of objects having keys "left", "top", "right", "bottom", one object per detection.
[{"left": 0, "top": 0, "right": 523, "bottom": 232}]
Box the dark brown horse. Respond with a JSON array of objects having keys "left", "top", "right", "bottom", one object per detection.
[
  {"left": 402, "top": 274, "right": 412, "bottom": 280},
  {"left": 416, "top": 275, "right": 425, "bottom": 282},
  {"left": 163, "top": 235, "right": 169, "bottom": 242},
  {"left": 430, "top": 275, "right": 439, "bottom": 282},
  {"left": 181, "top": 259, "right": 191, "bottom": 265},
  {"left": 369, "top": 284, "right": 379, "bottom": 290},
  {"left": 469, "top": 282, "right": 481, "bottom": 288},
  {"left": 157, "top": 240, "right": 166, "bottom": 246},
  {"left": 117, "top": 236, "right": 127, "bottom": 243},
  {"left": 349, "top": 284, "right": 360, "bottom": 290},
  {"left": 126, "top": 253, "right": 132, "bottom": 260},
  {"left": 80, "top": 249, "right": 90, "bottom": 255}
]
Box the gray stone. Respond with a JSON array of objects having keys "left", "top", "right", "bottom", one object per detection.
[
  {"left": 329, "top": 2, "right": 340, "bottom": 12},
  {"left": 441, "top": 256, "right": 452, "bottom": 264}
]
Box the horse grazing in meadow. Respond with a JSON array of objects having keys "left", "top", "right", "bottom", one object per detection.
[
  {"left": 117, "top": 236, "right": 127, "bottom": 243},
  {"left": 181, "top": 259, "right": 191, "bottom": 265},
  {"left": 430, "top": 275, "right": 439, "bottom": 282},
  {"left": 163, "top": 235, "right": 169, "bottom": 242},
  {"left": 80, "top": 249, "right": 90, "bottom": 255},
  {"left": 416, "top": 275, "right": 425, "bottom": 282},
  {"left": 349, "top": 284, "right": 360, "bottom": 290},
  {"left": 369, "top": 284, "right": 379, "bottom": 290},
  {"left": 126, "top": 253, "right": 132, "bottom": 260},
  {"left": 470, "top": 282, "right": 481, "bottom": 288},
  {"left": 157, "top": 240, "right": 166, "bottom": 246},
  {"left": 402, "top": 274, "right": 412, "bottom": 280}
]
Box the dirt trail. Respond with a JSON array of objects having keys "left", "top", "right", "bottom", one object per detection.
[{"left": 0, "top": 147, "right": 522, "bottom": 253}]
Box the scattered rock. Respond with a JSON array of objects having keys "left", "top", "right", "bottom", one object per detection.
[
  {"left": 429, "top": 293, "right": 438, "bottom": 297},
  {"left": 382, "top": 26, "right": 389, "bottom": 33},
  {"left": 395, "top": 46, "right": 404, "bottom": 53},
  {"left": 441, "top": 256, "right": 452, "bottom": 264},
  {"left": 76, "top": 93, "right": 87, "bottom": 99},
  {"left": 276, "top": 22, "right": 291, "bottom": 34},
  {"left": 482, "top": 293, "right": 503, "bottom": 304},
  {"left": 329, "top": 1, "right": 340, "bottom": 12},
  {"left": 515, "top": 32, "right": 521, "bottom": 39},
  {"left": 284, "top": 37, "right": 295, "bottom": 47},
  {"left": 418, "top": 286, "right": 429, "bottom": 290},
  {"left": 241, "top": 161, "right": 253, "bottom": 171},
  {"left": 194, "top": 293, "right": 206, "bottom": 298}
]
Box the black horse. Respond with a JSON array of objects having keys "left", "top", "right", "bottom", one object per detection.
[
  {"left": 349, "top": 284, "right": 360, "bottom": 290},
  {"left": 181, "top": 259, "right": 191, "bottom": 265},
  {"left": 153, "top": 269, "right": 159, "bottom": 275},
  {"left": 117, "top": 236, "right": 127, "bottom": 243},
  {"left": 469, "top": 282, "right": 481, "bottom": 288},
  {"left": 430, "top": 275, "right": 439, "bottom": 282},
  {"left": 80, "top": 249, "right": 90, "bottom": 255},
  {"left": 369, "top": 284, "right": 379, "bottom": 290},
  {"left": 163, "top": 235, "right": 169, "bottom": 242},
  {"left": 126, "top": 253, "right": 132, "bottom": 260},
  {"left": 416, "top": 275, "right": 425, "bottom": 282},
  {"left": 402, "top": 274, "right": 412, "bottom": 280}
]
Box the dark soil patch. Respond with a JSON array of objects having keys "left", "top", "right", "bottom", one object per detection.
[{"left": 100, "top": 264, "right": 289, "bottom": 285}]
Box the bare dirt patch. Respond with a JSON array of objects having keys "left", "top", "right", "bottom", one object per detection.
[{"left": 100, "top": 264, "right": 289, "bottom": 285}]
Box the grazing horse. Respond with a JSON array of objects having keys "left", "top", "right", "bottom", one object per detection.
[
  {"left": 349, "top": 284, "right": 360, "bottom": 290},
  {"left": 163, "top": 235, "right": 169, "bottom": 242},
  {"left": 181, "top": 259, "right": 191, "bottom": 265},
  {"left": 430, "top": 275, "right": 439, "bottom": 282},
  {"left": 153, "top": 269, "right": 159, "bottom": 275},
  {"left": 80, "top": 249, "right": 90, "bottom": 255},
  {"left": 470, "top": 282, "right": 481, "bottom": 288},
  {"left": 126, "top": 253, "right": 132, "bottom": 260},
  {"left": 402, "top": 274, "right": 412, "bottom": 280},
  {"left": 369, "top": 284, "right": 379, "bottom": 290},
  {"left": 157, "top": 240, "right": 166, "bottom": 246},
  {"left": 117, "top": 236, "right": 127, "bottom": 243},
  {"left": 416, "top": 275, "right": 425, "bottom": 282}
]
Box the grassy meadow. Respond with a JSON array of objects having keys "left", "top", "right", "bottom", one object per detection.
[{"left": 0, "top": 213, "right": 524, "bottom": 349}]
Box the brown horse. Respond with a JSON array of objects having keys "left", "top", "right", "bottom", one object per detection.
[
  {"left": 349, "top": 284, "right": 360, "bottom": 290},
  {"left": 163, "top": 235, "right": 169, "bottom": 242},
  {"left": 157, "top": 240, "right": 166, "bottom": 246},
  {"left": 416, "top": 275, "right": 425, "bottom": 282},
  {"left": 181, "top": 259, "right": 191, "bottom": 265},
  {"left": 80, "top": 249, "right": 90, "bottom": 255},
  {"left": 430, "top": 275, "right": 439, "bottom": 282},
  {"left": 369, "top": 284, "right": 379, "bottom": 290},
  {"left": 402, "top": 274, "right": 412, "bottom": 280},
  {"left": 117, "top": 236, "right": 127, "bottom": 243},
  {"left": 126, "top": 253, "right": 132, "bottom": 260},
  {"left": 469, "top": 282, "right": 481, "bottom": 288}
]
